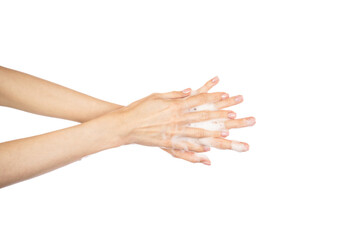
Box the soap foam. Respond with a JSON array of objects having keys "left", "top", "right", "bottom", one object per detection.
[
  {"left": 198, "top": 137, "right": 213, "bottom": 147},
  {"left": 193, "top": 153, "right": 209, "bottom": 162},
  {"left": 189, "top": 103, "right": 218, "bottom": 112},
  {"left": 189, "top": 118, "right": 227, "bottom": 131},
  {"left": 231, "top": 142, "right": 248, "bottom": 152},
  {"left": 188, "top": 102, "right": 226, "bottom": 131},
  {"left": 170, "top": 100, "right": 226, "bottom": 152},
  {"left": 167, "top": 91, "right": 243, "bottom": 156},
  {"left": 170, "top": 136, "right": 190, "bottom": 151}
]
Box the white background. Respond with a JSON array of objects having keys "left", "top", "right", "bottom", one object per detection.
[{"left": 1, "top": 0, "right": 360, "bottom": 239}]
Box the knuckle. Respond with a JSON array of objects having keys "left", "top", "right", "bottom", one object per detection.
[
  {"left": 150, "top": 93, "right": 160, "bottom": 98},
  {"left": 200, "top": 111, "right": 210, "bottom": 120},
  {"left": 162, "top": 139, "right": 172, "bottom": 148},
  {"left": 196, "top": 145, "right": 205, "bottom": 152},
  {"left": 194, "top": 128, "right": 205, "bottom": 137},
  {"left": 174, "top": 91, "right": 182, "bottom": 96},
  {"left": 197, "top": 93, "right": 207, "bottom": 101},
  {"left": 220, "top": 142, "right": 228, "bottom": 149},
  {"left": 201, "top": 93, "right": 208, "bottom": 99},
  {"left": 218, "top": 111, "right": 227, "bottom": 118}
]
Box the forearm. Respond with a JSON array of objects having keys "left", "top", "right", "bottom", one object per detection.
[
  {"left": 0, "top": 66, "right": 122, "bottom": 122},
  {"left": 0, "top": 114, "right": 125, "bottom": 188}
]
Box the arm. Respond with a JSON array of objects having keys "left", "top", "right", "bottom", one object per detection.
[
  {"left": 0, "top": 66, "right": 121, "bottom": 122},
  {"left": 0, "top": 115, "right": 122, "bottom": 188}
]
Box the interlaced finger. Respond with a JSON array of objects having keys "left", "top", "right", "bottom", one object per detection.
[
  {"left": 183, "top": 92, "right": 229, "bottom": 109},
  {"left": 225, "top": 116, "right": 256, "bottom": 129}
]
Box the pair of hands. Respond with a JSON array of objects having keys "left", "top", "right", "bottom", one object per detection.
[{"left": 105, "top": 76, "right": 255, "bottom": 165}]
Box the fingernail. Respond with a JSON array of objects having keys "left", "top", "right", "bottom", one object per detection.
[
  {"left": 222, "top": 93, "right": 229, "bottom": 99},
  {"left": 200, "top": 159, "right": 211, "bottom": 165},
  {"left": 182, "top": 88, "right": 191, "bottom": 94},
  {"left": 246, "top": 117, "right": 256, "bottom": 126},
  {"left": 221, "top": 129, "right": 229, "bottom": 137},
  {"left": 228, "top": 112, "right": 236, "bottom": 119},
  {"left": 235, "top": 95, "right": 243, "bottom": 103},
  {"left": 211, "top": 76, "right": 219, "bottom": 83},
  {"left": 203, "top": 146, "right": 211, "bottom": 151}
]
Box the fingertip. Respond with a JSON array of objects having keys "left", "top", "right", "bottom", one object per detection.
[
  {"left": 200, "top": 159, "right": 211, "bottom": 165},
  {"left": 227, "top": 111, "right": 236, "bottom": 119},
  {"left": 203, "top": 146, "right": 211, "bottom": 152},
  {"left": 231, "top": 142, "right": 249, "bottom": 152},
  {"left": 221, "top": 129, "right": 229, "bottom": 137},
  {"left": 221, "top": 93, "right": 229, "bottom": 99},
  {"left": 211, "top": 76, "right": 219, "bottom": 83},
  {"left": 243, "top": 142, "right": 250, "bottom": 151},
  {"left": 182, "top": 88, "right": 192, "bottom": 94},
  {"left": 235, "top": 95, "right": 243, "bottom": 103},
  {"left": 247, "top": 117, "right": 256, "bottom": 126}
]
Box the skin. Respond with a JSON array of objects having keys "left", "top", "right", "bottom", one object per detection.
[
  {"left": 163, "top": 77, "right": 256, "bottom": 165},
  {"left": 0, "top": 66, "right": 255, "bottom": 187}
]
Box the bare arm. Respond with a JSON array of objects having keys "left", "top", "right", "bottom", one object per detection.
[
  {"left": 0, "top": 115, "right": 122, "bottom": 188},
  {"left": 0, "top": 66, "right": 121, "bottom": 122}
]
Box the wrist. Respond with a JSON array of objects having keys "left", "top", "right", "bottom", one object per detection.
[{"left": 92, "top": 110, "right": 133, "bottom": 149}]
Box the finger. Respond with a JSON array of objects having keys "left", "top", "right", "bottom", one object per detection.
[
  {"left": 199, "top": 137, "right": 249, "bottom": 152},
  {"left": 178, "top": 127, "right": 229, "bottom": 138},
  {"left": 162, "top": 139, "right": 210, "bottom": 152},
  {"left": 162, "top": 148, "right": 211, "bottom": 165},
  {"left": 184, "top": 92, "right": 229, "bottom": 109},
  {"left": 195, "top": 76, "right": 219, "bottom": 94},
  {"left": 181, "top": 110, "right": 236, "bottom": 124},
  {"left": 213, "top": 95, "right": 243, "bottom": 109},
  {"left": 225, "top": 117, "right": 256, "bottom": 129},
  {"left": 159, "top": 88, "right": 192, "bottom": 99}
]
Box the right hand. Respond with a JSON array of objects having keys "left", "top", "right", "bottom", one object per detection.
[{"left": 105, "top": 88, "right": 235, "bottom": 152}]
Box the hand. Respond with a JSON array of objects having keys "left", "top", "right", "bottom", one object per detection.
[
  {"left": 162, "top": 76, "right": 256, "bottom": 165},
  {"left": 104, "top": 84, "right": 235, "bottom": 152}
]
